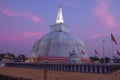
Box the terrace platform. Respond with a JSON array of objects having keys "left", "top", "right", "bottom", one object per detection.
[{"left": 5, "top": 62, "right": 120, "bottom": 74}]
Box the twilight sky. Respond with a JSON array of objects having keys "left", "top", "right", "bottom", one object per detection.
[{"left": 0, "top": 0, "right": 120, "bottom": 58}]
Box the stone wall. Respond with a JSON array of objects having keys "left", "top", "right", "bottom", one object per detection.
[{"left": 5, "top": 62, "right": 120, "bottom": 74}]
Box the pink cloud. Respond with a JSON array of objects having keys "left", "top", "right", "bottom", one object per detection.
[
  {"left": 23, "top": 13, "right": 40, "bottom": 23},
  {"left": 0, "top": 32, "right": 43, "bottom": 42},
  {"left": 0, "top": 36, "right": 16, "bottom": 42},
  {"left": 95, "top": 0, "right": 116, "bottom": 28},
  {"left": 91, "top": 33, "right": 101, "bottom": 39},
  {"left": 1, "top": 8, "right": 42, "bottom": 23},
  {"left": 2, "top": 8, "right": 19, "bottom": 16}
]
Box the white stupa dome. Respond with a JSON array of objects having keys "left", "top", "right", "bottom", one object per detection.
[{"left": 31, "top": 7, "right": 89, "bottom": 62}]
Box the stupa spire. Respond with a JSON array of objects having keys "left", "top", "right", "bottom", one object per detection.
[{"left": 56, "top": 6, "right": 64, "bottom": 24}]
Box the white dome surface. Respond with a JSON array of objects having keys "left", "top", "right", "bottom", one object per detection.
[
  {"left": 31, "top": 30, "right": 88, "bottom": 58},
  {"left": 31, "top": 7, "right": 89, "bottom": 61}
]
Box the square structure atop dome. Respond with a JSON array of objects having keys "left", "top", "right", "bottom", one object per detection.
[{"left": 50, "top": 23, "right": 69, "bottom": 32}]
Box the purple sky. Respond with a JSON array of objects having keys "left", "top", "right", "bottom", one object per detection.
[{"left": 0, "top": 0, "right": 120, "bottom": 57}]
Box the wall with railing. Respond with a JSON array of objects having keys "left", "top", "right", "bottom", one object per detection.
[{"left": 5, "top": 62, "right": 120, "bottom": 74}]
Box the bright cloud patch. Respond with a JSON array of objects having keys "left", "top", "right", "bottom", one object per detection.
[
  {"left": 0, "top": 32, "right": 43, "bottom": 42},
  {"left": 1, "top": 8, "right": 41, "bottom": 23},
  {"left": 91, "top": 33, "right": 101, "bottom": 39},
  {"left": 95, "top": 0, "right": 116, "bottom": 28}
]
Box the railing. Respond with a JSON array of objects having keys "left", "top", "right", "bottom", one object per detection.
[{"left": 5, "top": 62, "right": 120, "bottom": 74}]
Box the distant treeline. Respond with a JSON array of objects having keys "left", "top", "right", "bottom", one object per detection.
[
  {"left": 0, "top": 53, "right": 27, "bottom": 62},
  {"left": 89, "top": 56, "right": 120, "bottom": 63}
]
